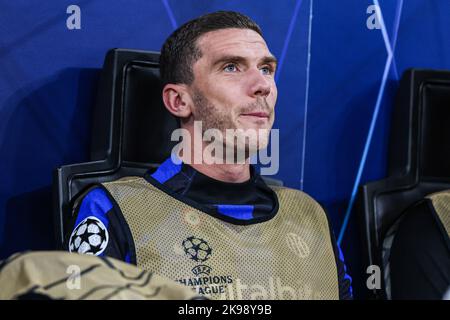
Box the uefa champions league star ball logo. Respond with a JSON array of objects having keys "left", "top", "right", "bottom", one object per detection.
[
  {"left": 69, "top": 216, "right": 109, "bottom": 256},
  {"left": 182, "top": 236, "right": 212, "bottom": 263}
]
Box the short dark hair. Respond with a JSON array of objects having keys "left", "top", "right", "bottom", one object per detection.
[{"left": 159, "top": 11, "right": 263, "bottom": 87}]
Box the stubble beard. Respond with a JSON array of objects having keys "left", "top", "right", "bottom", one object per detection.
[{"left": 192, "top": 87, "right": 273, "bottom": 163}]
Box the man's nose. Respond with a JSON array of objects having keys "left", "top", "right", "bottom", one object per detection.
[{"left": 247, "top": 69, "right": 272, "bottom": 98}]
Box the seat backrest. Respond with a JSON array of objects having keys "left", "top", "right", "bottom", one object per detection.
[
  {"left": 357, "top": 69, "right": 450, "bottom": 298},
  {"left": 53, "top": 49, "right": 178, "bottom": 247}
]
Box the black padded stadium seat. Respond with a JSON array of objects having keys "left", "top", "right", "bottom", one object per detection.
[
  {"left": 357, "top": 69, "right": 450, "bottom": 299},
  {"left": 53, "top": 49, "right": 179, "bottom": 247}
]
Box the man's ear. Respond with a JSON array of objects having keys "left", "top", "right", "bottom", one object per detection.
[{"left": 162, "top": 84, "right": 192, "bottom": 119}]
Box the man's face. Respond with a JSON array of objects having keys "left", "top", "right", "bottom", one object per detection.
[{"left": 188, "top": 28, "right": 278, "bottom": 152}]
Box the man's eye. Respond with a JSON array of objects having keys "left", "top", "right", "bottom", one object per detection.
[
  {"left": 261, "top": 66, "right": 273, "bottom": 75},
  {"left": 224, "top": 64, "right": 238, "bottom": 72}
]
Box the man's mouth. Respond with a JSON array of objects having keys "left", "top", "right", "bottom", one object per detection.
[{"left": 240, "top": 112, "right": 270, "bottom": 118}]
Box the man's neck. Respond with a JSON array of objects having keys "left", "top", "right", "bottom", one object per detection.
[
  {"left": 177, "top": 126, "right": 251, "bottom": 183},
  {"left": 187, "top": 162, "right": 250, "bottom": 183}
]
